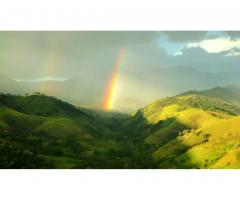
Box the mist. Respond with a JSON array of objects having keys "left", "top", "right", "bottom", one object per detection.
[{"left": 0, "top": 31, "right": 240, "bottom": 113}]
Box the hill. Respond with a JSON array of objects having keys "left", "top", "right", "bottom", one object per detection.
[
  {"left": 0, "top": 93, "right": 132, "bottom": 168},
  {"left": 123, "top": 92, "right": 240, "bottom": 168},
  {"left": 201, "top": 85, "right": 240, "bottom": 106},
  {"left": 153, "top": 116, "right": 240, "bottom": 169},
  {"left": 125, "top": 92, "right": 240, "bottom": 130},
  {"left": 0, "top": 93, "right": 88, "bottom": 117},
  {"left": 1, "top": 89, "right": 240, "bottom": 169}
]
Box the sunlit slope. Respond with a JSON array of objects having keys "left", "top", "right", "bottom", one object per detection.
[
  {"left": 152, "top": 117, "right": 240, "bottom": 168},
  {"left": 128, "top": 93, "right": 239, "bottom": 126},
  {"left": 125, "top": 93, "right": 240, "bottom": 168},
  {"left": 126, "top": 93, "right": 238, "bottom": 142},
  {"left": 160, "top": 116, "right": 240, "bottom": 169},
  {"left": 145, "top": 107, "right": 220, "bottom": 145},
  {"left": 138, "top": 97, "right": 240, "bottom": 168}
]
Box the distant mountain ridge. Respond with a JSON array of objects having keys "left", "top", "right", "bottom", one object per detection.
[
  {"left": 1, "top": 67, "right": 240, "bottom": 112},
  {"left": 176, "top": 85, "right": 240, "bottom": 106},
  {"left": 201, "top": 85, "right": 240, "bottom": 106}
]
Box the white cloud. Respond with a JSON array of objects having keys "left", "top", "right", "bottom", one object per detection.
[
  {"left": 15, "top": 76, "right": 68, "bottom": 82},
  {"left": 174, "top": 51, "right": 183, "bottom": 56},
  {"left": 225, "top": 51, "right": 240, "bottom": 57},
  {"left": 187, "top": 37, "right": 240, "bottom": 53}
]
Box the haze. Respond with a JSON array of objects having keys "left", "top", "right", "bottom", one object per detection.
[{"left": 0, "top": 31, "right": 240, "bottom": 113}]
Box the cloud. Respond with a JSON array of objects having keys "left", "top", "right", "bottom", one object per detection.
[
  {"left": 225, "top": 31, "right": 240, "bottom": 39},
  {"left": 0, "top": 31, "right": 160, "bottom": 78},
  {"left": 225, "top": 48, "right": 240, "bottom": 57},
  {"left": 174, "top": 51, "right": 183, "bottom": 56},
  {"left": 187, "top": 37, "right": 240, "bottom": 54},
  {"left": 225, "top": 51, "right": 240, "bottom": 56},
  {"left": 15, "top": 76, "right": 68, "bottom": 82},
  {"left": 162, "top": 31, "right": 208, "bottom": 42},
  {"left": 1, "top": 31, "right": 240, "bottom": 111},
  {"left": 173, "top": 46, "right": 240, "bottom": 72},
  {"left": 162, "top": 31, "right": 240, "bottom": 43}
]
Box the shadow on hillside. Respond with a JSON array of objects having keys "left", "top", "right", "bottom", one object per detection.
[
  {"left": 124, "top": 111, "right": 204, "bottom": 169},
  {"left": 0, "top": 94, "right": 204, "bottom": 169}
]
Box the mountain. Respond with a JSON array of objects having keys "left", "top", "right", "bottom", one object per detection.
[
  {"left": 1, "top": 68, "right": 240, "bottom": 113},
  {"left": 0, "top": 93, "right": 88, "bottom": 117},
  {"left": 1, "top": 87, "right": 240, "bottom": 169},
  {"left": 201, "top": 85, "right": 240, "bottom": 106},
  {"left": 128, "top": 66, "right": 240, "bottom": 99},
  {"left": 123, "top": 90, "right": 240, "bottom": 168},
  {"left": 0, "top": 93, "right": 129, "bottom": 168}
]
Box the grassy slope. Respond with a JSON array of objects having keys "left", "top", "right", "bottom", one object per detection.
[
  {"left": 125, "top": 93, "right": 240, "bottom": 169},
  {"left": 172, "top": 116, "right": 240, "bottom": 168},
  {"left": 0, "top": 94, "right": 124, "bottom": 168},
  {"left": 145, "top": 107, "right": 220, "bottom": 145},
  {"left": 1, "top": 91, "right": 240, "bottom": 168},
  {"left": 144, "top": 106, "right": 240, "bottom": 168},
  {"left": 0, "top": 93, "right": 87, "bottom": 117}
]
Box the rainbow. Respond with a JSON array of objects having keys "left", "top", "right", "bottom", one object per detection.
[
  {"left": 101, "top": 48, "right": 125, "bottom": 110},
  {"left": 40, "top": 52, "right": 60, "bottom": 94},
  {"left": 41, "top": 36, "right": 62, "bottom": 94}
]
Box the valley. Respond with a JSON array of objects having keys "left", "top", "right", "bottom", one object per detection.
[{"left": 1, "top": 86, "right": 240, "bottom": 168}]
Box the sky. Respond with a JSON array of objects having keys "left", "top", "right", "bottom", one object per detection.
[{"left": 0, "top": 31, "right": 240, "bottom": 112}]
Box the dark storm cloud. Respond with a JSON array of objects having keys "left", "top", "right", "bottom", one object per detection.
[
  {"left": 0, "top": 31, "right": 160, "bottom": 78},
  {"left": 1, "top": 31, "right": 239, "bottom": 82}
]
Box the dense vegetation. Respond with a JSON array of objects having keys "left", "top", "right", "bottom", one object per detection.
[{"left": 1, "top": 86, "right": 240, "bottom": 169}]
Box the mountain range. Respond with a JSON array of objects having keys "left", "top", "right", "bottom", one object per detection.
[
  {"left": 1, "top": 85, "right": 240, "bottom": 168},
  {"left": 1, "top": 66, "right": 240, "bottom": 113}
]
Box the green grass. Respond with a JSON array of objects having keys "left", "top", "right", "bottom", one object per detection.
[
  {"left": 145, "top": 108, "right": 219, "bottom": 145},
  {"left": 33, "top": 118, "right": 92, "bottom": 140},
  {"left": 155, "top": 116, "right": 240, "bottom": 168},
  {"left": 0, "top": 107, "right": 44, "bottom": 130},
  {"left": 152, "top": 129, "right": 208, "bottom": 162},
  {"left": 2, "top": 91, "right": 240, "bottom": 169},
  {"left": 39, "top": 155, "right": 83, "bottom": 169},
  {"left": 0, "top": 119, "right": 8, "bottom": 129}
]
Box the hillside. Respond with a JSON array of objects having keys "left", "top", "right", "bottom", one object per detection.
[
  {"left": 0, "top": 93, "right": 134, "bottom": 168},
  {"left": 125, "top": 92, "right": 240, "bottom": 131},
  {"left": 201, "top": 85, "right": 240, "bottom": 106},
  {"left": 123, "top": 92, "right": 240, "bottom": 168},
  {"left": 1, "top": 89, "right": 240, "bottom": 169},
  {"left": 0, "top": 93, "right": 84, "bottom": 117}
]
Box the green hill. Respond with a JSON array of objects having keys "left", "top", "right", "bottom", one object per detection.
[
  {"left": 0, "top": 93, "right": 128, "bottom": 168},
  {"left": 0, "top": 93, "right": 88, "bottom": 117},
  {"left": 158, "top": 116, "right": 240, "bottom": 169},
  {"left": 1, "top": 88, "right": 240, "bottom": 169},
  {"left": 123, "top": 91, "right": 240, "bottom": 168}
]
